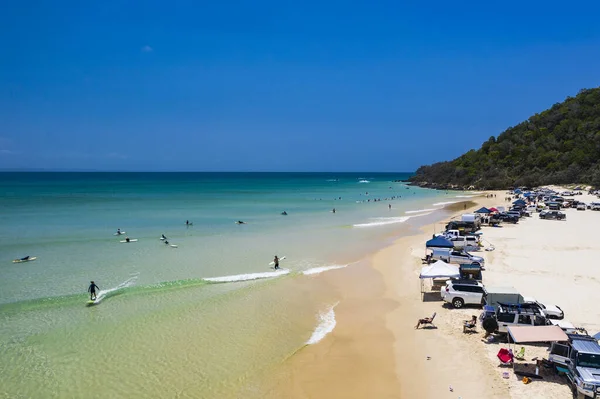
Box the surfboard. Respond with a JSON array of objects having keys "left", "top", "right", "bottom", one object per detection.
[
  {"left": 120, "top": 239, "right": 138, "bottom": 243},
  {"left": 13, "top": 256, "right": 37, "bottom": 263},
  {"left": 170, "top": 244, "right": 178, "bottom": 248},
  {"left": 269, "top": 256, "right": 286, "bottom": 266},
  {"left": 113, "top": 232, "right": 126, "bottom": 235}
]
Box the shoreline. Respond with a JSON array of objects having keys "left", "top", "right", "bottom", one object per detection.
[{"left": 263, "top": 197, "right": 505, "bottom": 398}]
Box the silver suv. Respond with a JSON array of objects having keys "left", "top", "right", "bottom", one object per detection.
[{"left": 441, "top": 279, "right": 485, "bottom": 309}]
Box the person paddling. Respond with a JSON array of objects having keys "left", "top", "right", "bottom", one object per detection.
[{"left": 88, "top": 281, "right": 100, "bottom": 300}]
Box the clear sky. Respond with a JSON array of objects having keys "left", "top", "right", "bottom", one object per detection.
[{"left": 1, "top": 1, "right": 600, "bottom": 172}]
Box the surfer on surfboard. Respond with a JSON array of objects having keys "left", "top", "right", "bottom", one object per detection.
[{"left": 88, "top": 281, "right": 100, "bottom": 301}]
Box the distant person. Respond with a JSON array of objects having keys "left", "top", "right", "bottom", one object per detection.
[
  {"left": 186, "top": 220, "right": 189, "bottom": 226},
  {"left": 236, "top": 221, "right": 246, "bottom": 224},
  {"left": 164, "top": 240, "right": 169, "bottom": 245},
  {"left": 273, "top": 255, "right": 280, "bottom": 270},
  {"left": 161, "top": 234, "right": 167, "bottom": 240},
  {"left": 281, "top": 211, "right": 288, "bottom": 215},
  {"left": 116, "top": 228, "right": 122, "bottom": 235},
  {"left": 88, "top": 281, "right": 100, "bottom": 300},
  {"left": 332, "top": 208, "right": 336, "bottom": 214},
  {"left": 20, "top": 255, "right": 30, "bottom": 261},
  {"left": 389, "top": 204, "right": 391, "bottom": 210},
  {"left": 125, "top": 237, "right": 130, "bottom": 243}
]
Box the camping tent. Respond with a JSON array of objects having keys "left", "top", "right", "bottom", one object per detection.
[
  {"left": 474, "top": 207, "right": 491, "bottom": 214},
  {"left": 426, "top": 236, "right": 453, "bottom": 248},
  {"left": 420, "top": 260, "right": 460, "bottom": 279}
]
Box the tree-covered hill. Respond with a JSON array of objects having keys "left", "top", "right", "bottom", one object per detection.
[{"left": 410, "top": 87, "right": 600, "bottom": 189}]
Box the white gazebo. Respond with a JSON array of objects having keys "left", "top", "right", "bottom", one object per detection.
[{"left": 419, "top": 260, "right": 460, "bottom": 299}]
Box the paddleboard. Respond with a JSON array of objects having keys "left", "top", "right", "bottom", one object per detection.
[
  {"left": 120, "top": 239, "right": 138, "bottom": 243},
  {"left": 13, "top": 256, "right": 37, "bottom": 263},
  {"left": 170, "top": 244, "right": 178, "bottom": 248},
  {"left": 269, "top": 256, "right": 286, "bottom": 266},
  {"left": 113, "top": 232, "right": 126, "bottom": 235}
]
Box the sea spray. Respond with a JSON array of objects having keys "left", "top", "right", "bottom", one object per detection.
[
  {"left": 306, "top": 302, "right": 339, "bottom": 345},
  {"left": 93, "top": 275, "right": 138, "bottom": 304}
]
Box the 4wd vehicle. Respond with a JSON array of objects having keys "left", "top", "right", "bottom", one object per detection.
[
  {"left": 549, "top": 334, "right": 600, "bottom": 398},
  {"left": 577, "top": 203, "right": 587, "bottom": 211},
  {"left": 445, "top": 221, "right": 480, "bottom": 234},
  {"left": 481, "top": 303, "right": 550, "bottom": 334},
  {"left": 522, "top": 297, "right": 564, "bottom": 319},
  {"left": 441, "top": 279, "right": 485, "bottom": 308},
  {"left": 539, "top": 210, "right": 566, "bottom": 220},
  {"left": 430, "top": 248, "right": 485, "bottom": 267},
  {"left": 591, "top": 203, "right": 600, "bottom": 211},
  {"left": 497, "top": 213, "right": 519, "bottom": 224}
]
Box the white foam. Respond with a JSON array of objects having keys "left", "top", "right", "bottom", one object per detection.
[
  {"left": 432, "top": 201, "right": 458, "bottom": 206},
  {"left": 302, "top": 265, "right": 347, "bottom": 276},
  {"left": 405, "top": 208, "right": 438, "bottom": 214},
  {"left": 353, "top": 216, "right": 410, "bottom": 228},
  {"left": 203, "top": 269, "right": 290, "bottom": 283},
  {"left": 306, "top": 302, "right": 339, "bottom": 345},
  {"left": 94, "top": 275, "right": 138, "bottom": 304},
  {"left": 358, "top": 180, "right": 370, "bottom": 183},
  {"left": 455, "top": 195, "right": 475, "bottom": 198}
]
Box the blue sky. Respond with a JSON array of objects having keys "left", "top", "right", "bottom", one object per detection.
[{"left": 1, "top": 1, "right": 600, "bottom": 172}]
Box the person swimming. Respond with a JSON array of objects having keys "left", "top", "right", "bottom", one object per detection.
[
  {"left": 236, "top": 221, "right": 246, "bottom": 224},
  {"left": 125, "top": 237, "right": 130, "bottom": 242},
  {"left": 88, "top": 281, "right": 100, "bottom": 300}
]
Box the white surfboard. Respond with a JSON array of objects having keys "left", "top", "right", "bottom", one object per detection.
[
  {"left": 120, "top": 239, "right": 138, "bottom": 243},
  {"left": 114, "top": 232, "right": 126, "bottom": 236},
  {"left": 269, "top": 256, "right": 286, "bottom": 266},
  {"left": 13, "top": 256, "right": 37, "bottom": 263},
  {"left": 170, "top": 244, "right": 178, "bottom": 248}
]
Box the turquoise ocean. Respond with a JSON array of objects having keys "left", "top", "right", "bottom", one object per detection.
[{"left": 0, "top": 172, "right": 473, "bottom": 398}]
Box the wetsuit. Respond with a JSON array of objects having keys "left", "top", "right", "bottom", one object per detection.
[
  {"left": 274, "top": 259, "right": 280, "bottom": 270},
  {"left": 88, "top": 283, "right": 99, "bottom": 300}
]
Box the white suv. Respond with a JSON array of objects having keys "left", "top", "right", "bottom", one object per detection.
[{"left": 441, "top": 280, "right": 485, "bottom": 308}]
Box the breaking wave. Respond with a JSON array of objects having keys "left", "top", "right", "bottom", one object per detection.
[
  {"left": 302, "top": 265, "right": 347, "bottom": 276},
  {"left": 353, "top": 216, "right": 410, "bottom": 228},
  {"left": 405, "top": 208, "right": 437, "bottom": 214},
  {"left": 306, "top": 302, "right": 339, "bottom": 345},
  {"left": 203, "top": 269, "right": 290, "bottom": 283}
]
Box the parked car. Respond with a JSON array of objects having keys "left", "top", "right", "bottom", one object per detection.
[
  {"left": 549, "top": 334, "right": 600, "bottom": 398},
  {"left": 430, "top": 248, "right": 485, "bottom": 267},
  {"left": 481, "top": 303, "right": 550, "bottom": 335},
  {"left": 539, "top": 210, "right": 566, "bottom": 220},
  {"left": 497, "top": 213, "right": 519, "bottom": 224},
  {"left": 519, "top": 297, "right": 565, "bottom": 319},
  {"left": 577, "top": 203, "right": 587, "bottom": 211},
  {"left": 441, "top": 279, "right": 485, "bottom": 308},
  {"left": 591, "top": 202, "right": 600, "bottom": 211}
]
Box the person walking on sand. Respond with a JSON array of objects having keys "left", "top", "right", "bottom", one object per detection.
[
  {"left": 88, "top": 281, "right": 100, "bottom": 300},
  {"left": 273, "top": 255, "right": 280, "bottom": 270}
]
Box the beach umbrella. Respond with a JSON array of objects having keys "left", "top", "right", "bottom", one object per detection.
[
  {"left": 474, "top": 207, "right": 491, "bottom": 214},
  {"left": 489, "top": 207, "right": 499, "bottom": 212},
  {"left": 426, "top": 236, "right": 454, "bottom": 248}
]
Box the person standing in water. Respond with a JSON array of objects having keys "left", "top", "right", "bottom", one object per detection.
[
  {"left": 88, "top": 281, "right": 100, "bottom": 300},
  {"left": 332, "top": 208, "right": 336, "bottom": 214},
  {"left": 273, "top": 255, "right": 280, "bottom": 270}
]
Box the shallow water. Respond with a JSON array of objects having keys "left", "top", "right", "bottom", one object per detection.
[{"left": 0, "top": 172, "right": 466, "bottom": 397}]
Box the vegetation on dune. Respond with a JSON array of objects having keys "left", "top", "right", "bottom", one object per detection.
[{"left": 410, "top": 87, "right": 600, "bottom": 189}]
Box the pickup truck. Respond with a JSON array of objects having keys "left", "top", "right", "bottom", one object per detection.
[
  {"left": 539, "top": 210, "right": 566, "bottom": 220},
  {"left": 430, "top": 248, "right": 485, "bottom": 267},
  {"left": 549, "top": 334, "right": 600, "bottom": 398}
]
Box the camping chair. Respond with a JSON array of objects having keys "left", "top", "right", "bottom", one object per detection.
[
  {"left": 415, "top": 312, "right": 436, "bottom": 329},
  {"left": 497, "top": 348, "right": 514, "bottom": 366},
  {"left": 515, "top": 347, "right": 525, "bottom": 361}
]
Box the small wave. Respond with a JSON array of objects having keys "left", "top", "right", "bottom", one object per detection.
[
  {"left": 94, "top": 276, "right": 138, "bottom": 304},
  {"left": 302, "top": 265, "right": 347, "bottom": 276},
  {"left": 432, "top": 201, "right": 458, "bottom": 206},
  {"left": 358, "top": 180, "right": 370, "bottom": 183},
  {"left": 353, "top": 216, "right": 410, "bottom": 228},
  {"left": 306, "top": 302, "right": 339, "bottom": 345},
  {"left": 203, "top": 269, "right": 290, "bottom": 283},
  {"left": 326, "top": 179, "right": 339, "bottom": 182},
  {"left": 405, "top": 208, "right": 437, "bottom": 214},
  {"left": 455, "top": 195, "right": 475, "bottom": 198}
]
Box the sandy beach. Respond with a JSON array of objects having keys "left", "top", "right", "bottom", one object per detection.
[{"left": 266, "top": 190, "right": 600, "bottom": 398}]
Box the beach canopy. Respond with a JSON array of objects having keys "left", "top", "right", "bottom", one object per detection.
[
  {"left": 488, "top": 207, "right": 499, "bottom": 212},
  {"left": 474, "top": 207, "right": 491, "bottom": 214},
  {"left": 426, "top": 236, "right": 453, "bottom": 248},
  {"left": 419, "top": 260, "right": 460, "bottom": 279},
  {"left": 513, "top": 199, "right": 526, "bottom": 205},
  {"left": 507, "top": 325, "right": 568, "bottom": 343}
]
